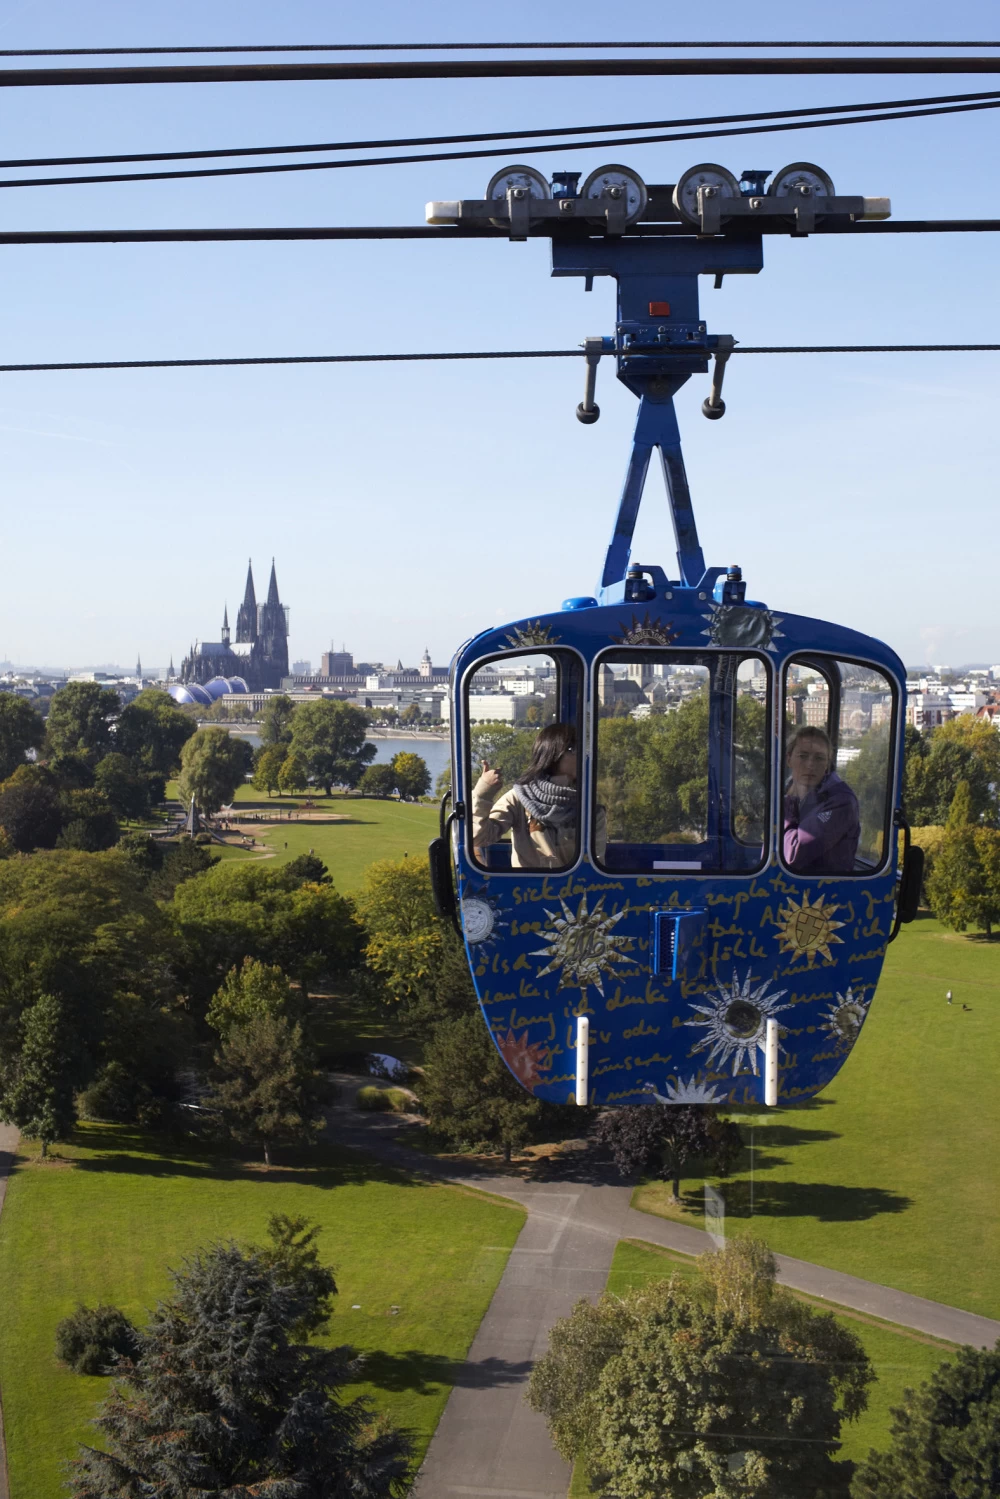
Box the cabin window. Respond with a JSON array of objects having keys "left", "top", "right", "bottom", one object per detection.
[
  {"left": 465, "top": 650, "right": 583, "bottom": 873},
  {"left": 782, "top": 656, "right": 897, "bottom": 876},
  {"left": 593, "top": 651, "right": 769, "bottom": 875}
]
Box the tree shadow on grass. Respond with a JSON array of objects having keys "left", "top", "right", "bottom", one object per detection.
[
  {"left": 725, "top": 1180, "right": 912, "bottom": 1223},
  {"left": 69, "top": 1127, "right": 433, "bottom": 1192},
  {"left": 361, "top": 1349, "right": 530, "bottom": 1394}
]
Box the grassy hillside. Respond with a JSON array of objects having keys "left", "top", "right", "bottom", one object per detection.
[
  {"left": 634, "top": 916, "right": 1000, "bottom": 1316},
  {"left": 0, "top": 1127, "right": 523, "bottom": 1499}
]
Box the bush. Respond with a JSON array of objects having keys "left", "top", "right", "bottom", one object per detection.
[
  {"left": 55, "top": 1303, "right": 140, "bottom": 1375},
  {"left": 356, "top": 1085, "right": 412, "bottom": 1113},
  {"left": 77, "top": 1061, "right": 176, "bottom": 1130}
]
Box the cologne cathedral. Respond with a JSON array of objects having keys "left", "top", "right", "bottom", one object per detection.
[{"left": 179, "top": 559, "right": 289, "bottom": 692}]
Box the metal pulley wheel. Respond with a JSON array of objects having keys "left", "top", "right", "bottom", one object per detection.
[
  {"left": 579, "top": 163, "right": 648, "bottom": 224},
  {"left": 672, "top": 163, "right": 741, "bottom": 225},
  {"left": 767, "top": 162, "right": 836, "bottom": 199},
  {"left": 485, "top": 163, "right": 551, "bottom": 227}
]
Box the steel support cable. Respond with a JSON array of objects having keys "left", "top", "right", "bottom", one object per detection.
[
  {"left": 5, "top": 88, "right": 998, "bottom": 170},
  {"left": 0, "top": 221, "right": 997, "bottom": 245},
  {"left": 6, "top": 96, "right": 1000, "bottom": 191},
  {"left": 5, "top": 60, "right": 1000, "bottom": 87},
  {"left": 5, "top": 41, "right": 1000, "bottom": 57},
  {"left": 0, "top": 345, "right": 998, "bottom": 374}
]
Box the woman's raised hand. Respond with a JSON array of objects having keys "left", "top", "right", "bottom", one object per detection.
[{"left": 478, "top": 760, "right": 503, "bottom": 795}]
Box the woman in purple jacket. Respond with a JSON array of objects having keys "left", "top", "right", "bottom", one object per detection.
[{"left": 783, "top": 726, "right": 861, "bottom": 874}]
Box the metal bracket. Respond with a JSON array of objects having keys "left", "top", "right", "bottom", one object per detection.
[
  {"left": 702, "top": 334, "right": 736, "bottom": 420},
  {"left": 576, "top": 336, "right": 605, "bottom": 423}
]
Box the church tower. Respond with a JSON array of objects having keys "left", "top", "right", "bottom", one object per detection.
[
  {"left": 235, "top": 561, "right": 257, "bottom": 645},
  {"left": 253, "top": 559, "right": 289, "bottom": 689},
  {"left": 135, "top": 653, "right": 142, "bottom": 678},
  {"left": 221, "top": 604, "right": 230, "bottom": 647}
]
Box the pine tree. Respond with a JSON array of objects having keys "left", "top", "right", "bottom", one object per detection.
[
  {"left": 209, "top": 1011, "right": 329, "bottom": 1166},
  {"left": 851, "top": 1340, "right": 1000, "bottom": 1499},
  {"left": 0, "top": 993, "right": 76, "bottom": 1156},
  {"left": 68, "top": 1244, "right": 412, "bottom": 1497}
]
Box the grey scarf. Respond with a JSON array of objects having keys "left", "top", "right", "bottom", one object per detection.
[{"left": 512, "top": 778, "right": 577, "bottom": 831}]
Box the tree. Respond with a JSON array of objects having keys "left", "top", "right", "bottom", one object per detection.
[
  {"left": 57, "top": 789, "right": 120, "bottom": 852},
  {"left": 289, "top": 699, "right": 375, "bottom": 794},
  {"left": 259, "top": 1214, "right": 338, "bottom": 1339},
  {"left": 44, "top": 681, "right": 120, "bottom": 763},
  {"left": 400, "top": 702, "right": 422, "bottom": 726},
  {"left": 851, "top": 1340, "right": 1000, "bottom": 1499},
  {"left": 434, "top": 762, "right": 451, "bottom": 799},
  {"left": 176, "top": 726, "right": 250, "bottom": 813},
  {"left": 94, "top": 752, "right": 156, "bottom": 821},
  {"left": 49, "top": 752, "right": 96, "bottom": 791},
  {"left": 115, "top": 688, "right": 196, "bottom": 777},
  {"left": 206, "top": 958, "right": 300, "bottom": 1035},
  {"left": 390, "top": 751, "right": 430, "bottom": 800},
  {"left": 597, "top": 1102, "right": 742, "bottom": 1201},
  {"left": 252, "top": 741, "right": 287, "bottom": 796},
  {"left": 926, "top": 780, "right": 1000, "bottom": 935},
  {"left": 210, "top": 1011, "right": 330, "bottom": 1166},
  {"left": 906, "top": 716, "right": 1000, "bottom": 827},
  {"left": 68, "top": 1244, "right": 413, "bottom": 1497},
  {"left": 278, "top": 749, "right": 310, "bottom": 797},
  {"left": 528, "top": 1244, "right": 872, "bottom": 1499},
  {"left": 0, "top": 693, "right": 44, "bottom": 780},
  {"left": 355, "top": 857, "right": 446, "bottom": 1009},
  {"left": 170, "top": 861, "right": 362, "bottom": 1002},
  {"left": 0, "top": 764, "right": 63, "bottom": 850},
  {"left": 358, "top": 763, "right": 398, "bottom": 799},
  {"left": 0, "top": 993, "right": 76, "bottom": 1156},
  {"left": 279, "top": 853, "right": 332, "bottom": 887},
  {"left": 0, "top": 850, "right": 174, "bottom": 1116},
  {"left": 418, "top": 1011, "right": 541, "bottom": 1162},
  {"left": 260, "top": 692, "right": 297, "bottom": 746}
]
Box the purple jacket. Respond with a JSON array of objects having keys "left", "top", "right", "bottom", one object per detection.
[{"left": 783, "top": 771, "right": 861, "bottom": 874}]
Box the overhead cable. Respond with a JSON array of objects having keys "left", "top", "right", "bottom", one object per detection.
[
  {"left": 1, "top": 344, "right": 998, "bottom": 374},
  {"left": 0, "top": 221, "right": 997, "bottom": 246},
  {"left": 2, "top": 88, "right": 997, "bottom": 170},
  {"left": 4, "top": 59, "right": 1000, "bottom": 88},
  {"left": 5, "top": 95, "right": 1000, "bottom": 190},
  {"left": 4, "top": 41, "right": 1000, "bottom": 57}
]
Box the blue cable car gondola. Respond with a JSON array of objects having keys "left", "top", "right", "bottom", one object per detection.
[{"left": 429, "top": 161, "right": 923, "bottom": 1111}]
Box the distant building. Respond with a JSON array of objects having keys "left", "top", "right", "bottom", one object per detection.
[
  {"left": 292, "top": 659, "right": 312, "bottom": 676},
  {"left": 179, "top": 559, "right": 289, "bottom": 693}
]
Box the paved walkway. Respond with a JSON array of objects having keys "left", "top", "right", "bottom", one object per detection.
[
  {"left": 329, "top": 1087, "right": 1000, "bottom": 1499},
  {"left": 0, "top": 1125, "right": 19, "bottom": 1499}
]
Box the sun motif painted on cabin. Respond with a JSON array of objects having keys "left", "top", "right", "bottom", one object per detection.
[
  {"left": 503, "top": 620, "right": 561, "bottom": 649},
  {"left": 643, "top": 1075, "right": 725, "bottom": 1105},
  {"left": 701, "top": 603, "right": 784, "bottom": 653},
  {"left": 459, "top": 888, "right": 508, "bottom": 950},
  {"left": 776, "top": 891, "right": 845, "bottom": 966},
  {"left": 821, "top": 987, "right": 870, "bottom": 1047},
  {"left": 531, "top": 893, "right": 636, "bottom": 995},
  {"left": 496, "top": 1028, "right": 551, "bottom": 1092},
  {"left": 685, "top": 969, "right": 791, "bottom": 1076},
  {"left": 610, "top": 612, "right": 680, "bottom": 647}
]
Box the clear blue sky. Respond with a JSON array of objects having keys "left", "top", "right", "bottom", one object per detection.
[{"left": 1, "top": 0, "right": 998, "bottom": 671}]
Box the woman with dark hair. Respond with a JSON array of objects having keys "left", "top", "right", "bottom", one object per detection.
[
  {"left": 473, "top": 722, "right": 602, "bottom": 869},
  {"left": 783, "top": 724, "right": 861, "bottom": 874}
]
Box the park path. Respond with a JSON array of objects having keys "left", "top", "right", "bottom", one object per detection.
[
  {"left": 329, "top": 1086, "right": 1000, "bottom": 1499},
  {"left": 0, "top": 1125, "right": 19, "bottom": 1499}
]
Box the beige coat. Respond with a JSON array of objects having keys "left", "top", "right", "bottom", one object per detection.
[{"left": 472, "top": 775, "right": 605, "bottom": 870}]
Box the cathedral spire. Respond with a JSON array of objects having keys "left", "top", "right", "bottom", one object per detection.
[
  {"left": 135, "top": 652, "right": 142, "bottom": 678},
  {"left": 266, "top": 558, "right": 280, "bottom": 607},
  {"left": 222, "top": 603, "right": 230, "bottom": 647},
  {"left": 235, "top": 559, "right": 257, "bottom": 644}
]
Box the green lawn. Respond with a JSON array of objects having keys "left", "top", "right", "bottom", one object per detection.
[
  {"left": 633, "top": 917, "right": 1000, "bottom": 1317},
  {"left": 568, "top": 1237, "right": 957, "bottom": 1495},
  {"left": 0, "top": 1126, "right": 524, "bottom": 1499},
  {"left": 165, "top": 784, "right": 438, "bottom": 892}
]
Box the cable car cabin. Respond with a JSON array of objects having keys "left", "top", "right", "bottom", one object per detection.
[
  {"left": 437, "top": 597, "right": 915, "bottom": 1110},
  {"left": 426, "top": 159, "right": 921, "bottom": 1109}
]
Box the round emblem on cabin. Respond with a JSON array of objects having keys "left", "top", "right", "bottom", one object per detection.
[{"left": 462, "top": 897, "right": 496, "bottom": 944}]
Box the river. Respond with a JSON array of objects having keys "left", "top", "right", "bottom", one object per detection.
[{"left": 216, "top": 725, "right": 452, "bottom": 787}]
